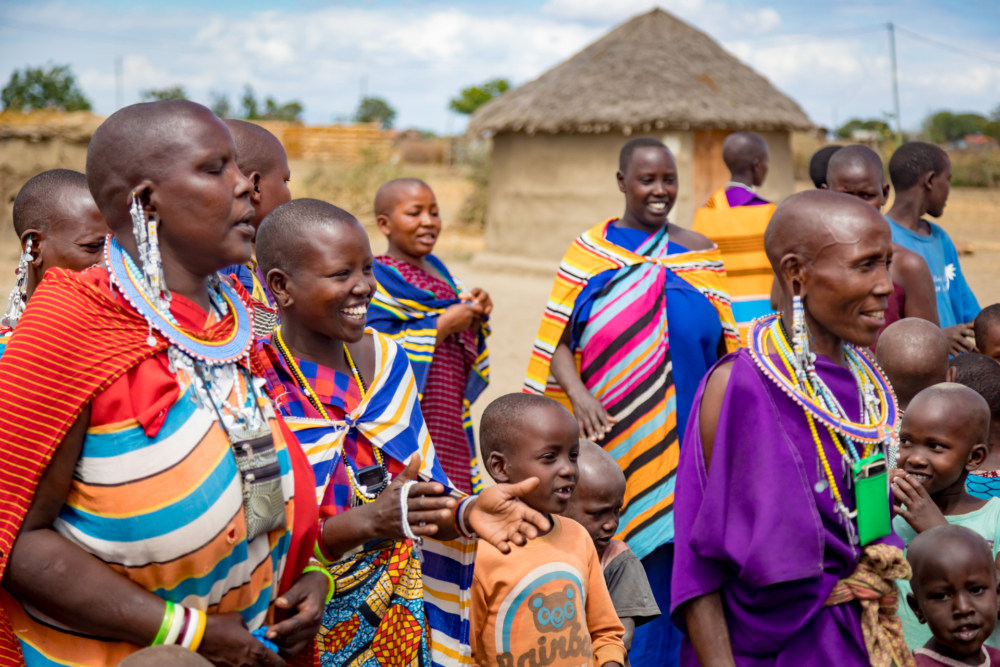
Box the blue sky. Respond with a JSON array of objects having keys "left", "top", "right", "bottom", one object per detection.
[{"left": 1, "top": 0, "right": 998, "bottom": 134}]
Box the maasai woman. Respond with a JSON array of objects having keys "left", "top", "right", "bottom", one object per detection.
[
  {"left": 1, "top": 169, "right": 108, "bottom": 358},
  {"left": 368, "top": 178, "right": 490, "bottom": 494},
  {"left": 672, "top": 191, "right": 909, "bottom": 666},
  {"left": 0, "top": 101, "right": 326, "bottom": 666},
  {"left": 524, "top": 137, "right": 740, "bottom": 667},
  {"left": 253, "top": 198, "right": 548, "bottom": 667}
]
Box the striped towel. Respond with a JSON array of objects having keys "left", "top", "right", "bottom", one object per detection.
[
  {"left": 263, "top": 329, "right": 477, "bottom": 667},
  {"left": 524, "top": 219, "right": 739, "bottom": 559}
]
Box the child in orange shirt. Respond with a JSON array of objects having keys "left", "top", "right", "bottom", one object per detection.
[{"left": 471, "top": 393, "right": 626, "bottom": 667}]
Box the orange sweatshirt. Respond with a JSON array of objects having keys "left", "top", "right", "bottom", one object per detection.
[{"left": 471, "top": 515, "right": 627, "bottom": 667}]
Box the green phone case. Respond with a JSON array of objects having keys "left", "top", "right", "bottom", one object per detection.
[{"left": 853, "top": 452, "right": 891, "bottom": 546}]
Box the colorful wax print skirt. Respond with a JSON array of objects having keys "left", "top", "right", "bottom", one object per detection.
[{"left": 319, "top": 540, "right": 430, "bottom": 667}]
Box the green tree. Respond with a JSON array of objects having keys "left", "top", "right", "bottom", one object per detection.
[
  {"left": 354, "top": 97, "right": 396, "bottom": 129},
  {"left": 240, "top": 84, "right": 302, "bottom": 121},
  {"left": 1, "top": 64, "right": 92, "bottom": 112},
  {"left": 140, "top": 86, "right": 187, "bottom": 102},
  {"left": 448, "top": 78, "right": 510, "bottom": 116},
  {"left": 209, "top": 92, "right": 231, "bottom": 119},
  {"left": 922, "top": 111, "right": 990, "bottom": 143},
  {"left": 835, "top": 118, "right": 892, "bottom": 141}
]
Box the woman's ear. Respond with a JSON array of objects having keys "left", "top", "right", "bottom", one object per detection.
[
  {"left": 616, "top": 170, "right": 627, "bottom": 195},
  {"left": 21, "top": 231, "right": 42, "bottom": 268},
  {"left": 779, "top": 253, "right": 807, "bottom": 299},
  {"left": 134, "top": 181, "right": 156, "bottom": 219},
  {"left": 486, "top": 451, "right": 511, "bottom": 484},
  {"left": 375, "top": 214, "right": 392, "bottom": 238},
  {"left": 267, "top": 268, "right": 293, "bottom": 309}
]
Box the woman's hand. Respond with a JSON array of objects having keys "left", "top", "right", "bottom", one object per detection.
[
  {"left": 437, "top": 303, "right": 479, "bottom": 342},
  {"left": 468, "top": 288, "right": 493, "bottom": 317},
  {"left": 267, "top": 570, "right": 329, "bottom": 657},
  {"left": 465, "top": 478, "right": 552, "bottom": 553},
  {"left": 368, "top": 454, "right": 457, "bottom": 541},
  {"left": 199, "top": 612, "right": 284, "bottom": 667},
  {"left": 892, "top": 474, "right": 948, "bottom": 533},
  {"left": 567, "top": 388, "right": 617, "bottom": 442}
]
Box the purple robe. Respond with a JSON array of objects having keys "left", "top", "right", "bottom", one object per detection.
[
  {"left": 725, "top": 185, "right": 770, "bottom": 208},
  {"left": 671, "top": 349, "right": 902, "bottom": 666}
]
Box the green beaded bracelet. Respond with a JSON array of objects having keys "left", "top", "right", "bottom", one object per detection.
[
  {"left": 302, "top": 565, "right": 336, "bottom": 606},
  {"left": 152, "top": 601, "right": 176, "bottom": 646}
]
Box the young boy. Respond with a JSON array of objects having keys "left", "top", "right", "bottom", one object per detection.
[
  {"left": 825, "top": 145, "right": 938, "bottom": 334},
  {"left": 561, "top": 439, "right": 660, "bottom": 662},
  {"left": 886, "top": 142, "right": 980, "bottom": 355},
  {"left": 221, "top": 119, "right": 291, "bottom": 335},
  {"left": 974, "top": 304, "right": 1000, "bottom": 362},
  {"left": 472, "top": 393, "right": 626, "bottom": 667},
  {"left": 891, "top": 383, "right": 1000, "bottom": 650},
  {"left": 875, "top": 318, "right": 950, "bottom": 411},
  {"left": 253, "top": 199, "right": 550, "bottom": 667},
  {"left": 692, "top": 132, "right": 774, "bottom": 341},
  {"left": 906, "top": 525, "right": 1000, "bottom": 666},
  {"left": 2, "top": 169, "right": 109, "bottom": 355},
  {"left": 368, "top": 177, "right": 491, "bottom": 494},
  {"left": 949, "top": 352, "right": 1000, "bottom": 498}
]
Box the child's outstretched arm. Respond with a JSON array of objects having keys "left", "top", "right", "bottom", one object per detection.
[{"left": 585, "top": 545, "right": 626, "bottom": 667}]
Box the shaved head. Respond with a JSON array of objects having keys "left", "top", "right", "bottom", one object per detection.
[
  {"left": 809, "top": 145, "right": 842, "bottom": 188},
  {"left": 908, "top": 524, "right": 995, "bottom": 597},
  {"left": 86, "top": 99, "right": 227, "bottom": 230},
  {"left": 480, "top": 393, "right": 574, "bottom": 461},
  {"left": 911, "top": 382, "right": 991, "bottom": 445},
  {"left": 13, "top": 169, "right": 92, "bottom": 237},
  {"left": 374, "top": 178, "right": 432, "bottom": 218},
  {"left": 876, "top": 318, "right": 950, "bottom": 410},
  {"left": 827, "top": 145, "right": 884, "bottom": 185},
  {"left": 223, "top": 119, "right": 287, "bottom": 177},
  {"left": 764, "top": 189, "right": 887, "bottom": 271},
  {"left": 576, "top": 439, "right": 625, "bottom": 497},
  {"left": 256, "top": 198, "right": 361, "bottom": 277},
  {"left": 722, "top": 132, "right": 769, "bottom": 174}
]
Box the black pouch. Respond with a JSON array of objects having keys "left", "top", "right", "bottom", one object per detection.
[{"left": 230, "top": 426, "right": 287, "bottom": 541}]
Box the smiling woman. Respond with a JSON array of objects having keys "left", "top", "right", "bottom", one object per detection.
[
  {"left": 523, "top": 136, "right": 740, "bottom": 667},
  {"left": 672, "top": 190, "right": 909, "bottom": 666}
]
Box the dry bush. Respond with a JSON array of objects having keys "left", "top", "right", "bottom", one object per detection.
[
  {"left": 296, "top": 145, "right": 402, "bottom": 225},
  {"left": 398, "top": 138, "right": 449, "bottom": 165},
  {"left": 949, "top": 148, "right": 1000, "bottom": 188},
  {"left": 456, "top": 145, "right": 490, "bottom": 228}
]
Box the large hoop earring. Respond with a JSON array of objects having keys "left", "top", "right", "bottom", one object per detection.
[
  {"left": 2, "top": 236, "right": 33, "bottom": 329},
  {"left": 130, "top": 191, "right": 170, "bottom": 312}
]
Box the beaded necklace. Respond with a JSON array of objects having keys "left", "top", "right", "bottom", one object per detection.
[
  {"left": 273, "top": 326, "right": 386, "bottom": 504},
  {"left": 749, "top": 313, "right": 898, "bottom": 547}
]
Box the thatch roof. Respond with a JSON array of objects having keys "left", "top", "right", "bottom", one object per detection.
[{"left": 468, "top": 8, "right": 813, "bottom": 136}]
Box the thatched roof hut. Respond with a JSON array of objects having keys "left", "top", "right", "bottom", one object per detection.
[{"left": 469, "top": 7, "right": 813, "bottom": 266}]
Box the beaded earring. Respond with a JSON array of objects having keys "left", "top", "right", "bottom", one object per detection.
[
  {"left": 791, "top": 291, "right": 812, "bottom": 384},
  {"left": 130, "top": 191, "right": 171, "bottom": 313},
  {"left": 1, "top": 236, "right": 32, "bottom": 329}
]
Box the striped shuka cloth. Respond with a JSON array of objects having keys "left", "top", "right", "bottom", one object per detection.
[
  {"left": 368, "top": 255, "right": 489, "bottom": 494},
  {"left": 524, "top": 219, "right": 739, "bottom": 560},
  {"left": 692, "top": 187, "right": 777, "bottom": 343},
  {"left": 258, "top": 329, "right": 477, "bottom": 667},
  {"left": 0, "top": 266, "right": 318, "bottom": 666}
]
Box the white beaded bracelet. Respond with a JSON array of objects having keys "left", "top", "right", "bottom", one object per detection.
[
  {"left": 399, "top": 480, "right": 424, "bottom": 561},
  {"left": 456, "top": 496, "right": 477, "bottom": 539}
]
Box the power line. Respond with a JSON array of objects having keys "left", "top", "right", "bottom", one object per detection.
[{"left": 894, "top": 25, "right": 1000, "bottom": 67}]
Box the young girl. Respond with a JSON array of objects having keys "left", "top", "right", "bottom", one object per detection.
[
  {"left": 368, "top": 178, "right": 491, "bottom": 494},
  {"left": 253, "top": 197, "right": 548, "bottom": 667}
]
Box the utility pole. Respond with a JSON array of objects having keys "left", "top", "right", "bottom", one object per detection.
[
  {"left": 115, "top": 56, "right": 124, "bottom": 109},
  {"left": 887, "top": 22, "right": 902, "bottom": 143},
  {"left": 360, "top": 75, "right": 367, "bottom": 102}
]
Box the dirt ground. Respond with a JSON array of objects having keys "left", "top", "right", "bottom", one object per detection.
[{"left": 2, "top": 174, "right": 999, "bottom": 453}]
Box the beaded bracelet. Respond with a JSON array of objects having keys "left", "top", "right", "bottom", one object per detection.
[
  {"left": 454, "top": 496, "right": 477, "bottom": 539},
  {"left": 302, "top": 564, "right": 337, "bottom": 606},
  {"left": 399, "top": 480, "right": 420, "bottom": 542}
]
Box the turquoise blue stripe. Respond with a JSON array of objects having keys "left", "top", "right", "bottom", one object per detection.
[
  {"left": 80, "top": 390, "right": 199, "bottom": 458},
  {"left": 239, "top": 582, "right": 273, "bottom": 627},
  {"left": 58, "top": 454, "right": 239, "bottom": 541},
  {"left": 621, "top": 475, "right": 676, "bottom": 525},
  {"left": 627, "top": 511, "right": 676, "bottom": 561},
  {"left": 731, "top": 299, "right": 773, "bottom": 324},
  {"left": 585, "top": 322, "right": 661, "bottom": 398},
  {"left": 153, "top": 541, "right": 250, "bottom": 600},
  {"left": 580, "top": 264, "right": 660, "bottom": 348},
  {"left": 607, "top": 394, "right": 674, "bottom": 460},
  {"left": 18, "top": 637, "right": 62, "bottom": 667},
  {"left": 598, "top": 336, "right": 665, "bottom": 406}
]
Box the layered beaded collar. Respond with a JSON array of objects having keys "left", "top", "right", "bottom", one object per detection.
[
  {"left": 106, "top": 236, "right": 254, "bottom": 364},
  {"left": 748, "top": 312, "right": 898, "bottom": 445}
]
